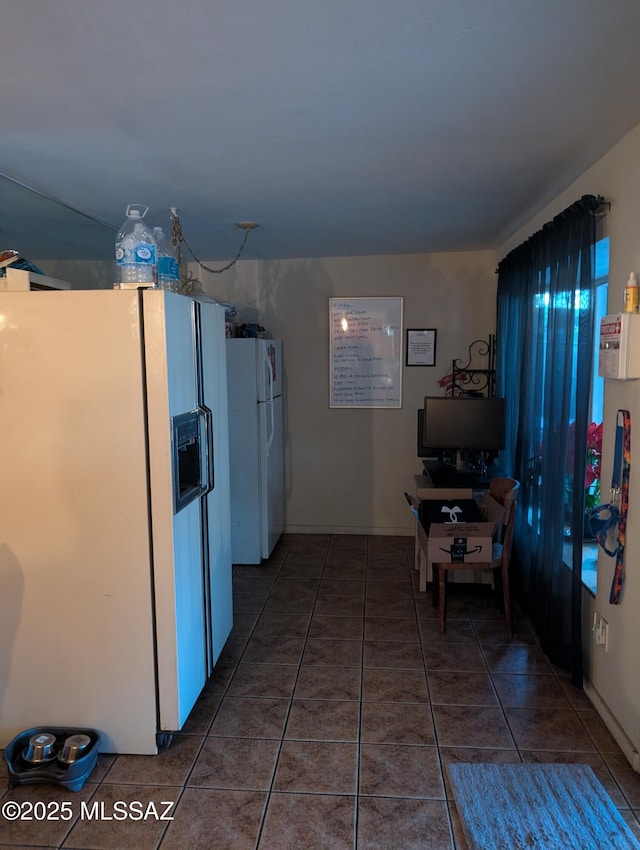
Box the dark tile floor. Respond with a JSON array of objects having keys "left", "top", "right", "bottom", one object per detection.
[{"left": 2, "top": 533, "right": 640, "bottom": 849}]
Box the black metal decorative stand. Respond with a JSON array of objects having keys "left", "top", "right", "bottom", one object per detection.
[{"left": 447, "top": 334, "right": 496, "bottom": 398}]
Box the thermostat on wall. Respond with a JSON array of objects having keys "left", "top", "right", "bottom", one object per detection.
[{"left": 599, "top": 313, "right": 640, "bottom": 380}]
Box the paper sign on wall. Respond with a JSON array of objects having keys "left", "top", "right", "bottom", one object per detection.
[{"left": 329, "top": 297, "right": 403, "bottom": 408}]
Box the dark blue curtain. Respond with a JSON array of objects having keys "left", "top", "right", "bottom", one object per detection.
[{"left": 495, "top": 195, "right": 604, "bottom": 686}]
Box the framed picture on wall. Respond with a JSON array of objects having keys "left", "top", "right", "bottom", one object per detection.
[{"left": 406, "top": 328, "right": 437, "bottom": 366}]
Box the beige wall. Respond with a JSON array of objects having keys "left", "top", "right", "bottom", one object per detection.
[
  {"left": 195, "top": 250, "right": 497, "bottom": 535},
  {"left": 34, "top": 259, "right": 114, "bottom": 290},
  {"left": 497, "top": 121, "right": 640, "bottom": 764}
]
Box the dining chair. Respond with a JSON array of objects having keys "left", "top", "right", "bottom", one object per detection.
[{"left": 431, "top": 477, "right": 520, "bottom": 637}]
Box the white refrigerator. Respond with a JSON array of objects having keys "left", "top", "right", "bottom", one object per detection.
[
  {"left": 0, "top": 289, "right": 233, "bottom": 754},
  {"left": 227, "top": 338, "right": 284, "bottom": 563}
]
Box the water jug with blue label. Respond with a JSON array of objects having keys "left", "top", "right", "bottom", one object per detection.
[
  {"left": 153, "top": 226, "right": 180, "bottom": 292},
  {"left": 114, "top": 205, "right": 157, "bottom": 287}
]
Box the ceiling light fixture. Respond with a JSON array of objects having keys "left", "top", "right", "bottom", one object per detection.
[{"left": 169, "top": 208, "right": 259, "bottom": 275}]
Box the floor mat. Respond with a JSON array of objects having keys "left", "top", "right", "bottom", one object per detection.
[{"left": 447, "top": 762, "right": 640, "bottom": 850}]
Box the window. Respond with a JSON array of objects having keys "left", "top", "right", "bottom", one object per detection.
[
  {"left": 527, "top": 237, "right": 609, "bottom": 593},
  {"left": 578, "top": 237, "right": 609, "bottom": 593}
]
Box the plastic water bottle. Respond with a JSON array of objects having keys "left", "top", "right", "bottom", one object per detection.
[
  {"left": 115, "top": 205, "right": 157, "bottom": 286},
  {"left": 153, "top": 226, "right": 180, "bottom": 292}
]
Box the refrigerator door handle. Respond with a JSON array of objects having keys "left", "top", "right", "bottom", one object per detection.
[
  {"left": 199, "top": 404, "right": 215, "bottom": 494},
  {"left": 263, "top": 348, "right": 275, "bottom": 454},
  {"left": 266, "top": 399, "right": 275, "bottom": 454},
  {"left": 264, "top": 349, "right": 274, "bottom": 405}
]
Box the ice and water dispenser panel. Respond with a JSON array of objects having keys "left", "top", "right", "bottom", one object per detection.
[{"left": 171, "top": 408, "right": 214, "bottom": 513}]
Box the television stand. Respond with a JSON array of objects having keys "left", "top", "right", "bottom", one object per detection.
[{"left": 422, "top": 460, "right": 496, "bottom": 489}]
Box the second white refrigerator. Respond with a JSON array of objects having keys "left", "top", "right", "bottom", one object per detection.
[{"left": 227, "top": 338, "right": 284, "bottom": 563}]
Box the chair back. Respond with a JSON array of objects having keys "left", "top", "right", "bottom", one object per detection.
[
  {"left": 486, "top": 477, "right": 520, "bottom": 547},
  {"left": 489, "top": 476, "right": 519, "bottom": 509},
  {"left": 494, "top": 478, "right": 519, "bottom": 558}
]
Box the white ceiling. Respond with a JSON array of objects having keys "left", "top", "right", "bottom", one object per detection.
[{"left": 2, "top": 0, "right": 640, "bottom": 261}]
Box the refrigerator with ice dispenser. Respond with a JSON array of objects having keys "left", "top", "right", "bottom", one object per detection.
[
  {"left": 0, "top": 288, "right": 233, "bottom": 754},
  {"left": 226, "top": 338, "right": 284, "bottom": 563}
]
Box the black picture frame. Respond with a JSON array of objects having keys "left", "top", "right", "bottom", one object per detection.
[{"left": 406, "top": 328, "right": 437, "bottom": 366}]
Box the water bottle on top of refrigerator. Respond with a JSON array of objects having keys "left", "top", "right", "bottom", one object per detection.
[
  {"left": 153, "top": 226, "right": 180, "bottom": 292},
  {"left": 114, "top": 205, "right": 157, "bottom": 287}
]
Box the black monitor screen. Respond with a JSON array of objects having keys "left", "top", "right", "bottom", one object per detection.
[
  {"left": 417, "top": 409, "right": 432, "bottom": 458},
  {"left": 421, "top": 396, "right": 506, "bottom": 453}
]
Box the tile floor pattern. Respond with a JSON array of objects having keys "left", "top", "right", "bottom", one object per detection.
[{"left": 2, "top": 533, "right": 640, "bottom": 849}]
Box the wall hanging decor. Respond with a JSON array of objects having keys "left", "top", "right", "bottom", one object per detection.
[
  {"left": 438, "top": 334, "right": 496, "bottom": 397},
  {"left": 609, "top": 409, "right": 630, "bottom": 604},
  {"left": 406, "top": 328, "right": 437, "bottom": 366}
]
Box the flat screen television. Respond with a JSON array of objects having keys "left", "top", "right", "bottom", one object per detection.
[
  {"left": 420, "top": 396, "right": 506, "bottom": 456},
  {"left": 417, "top": 408, "right": 433, "bottom": 458}
]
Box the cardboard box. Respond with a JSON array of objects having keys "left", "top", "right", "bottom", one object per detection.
[
  {"left": 419, "top": 498, "right": 482, "bottom": 528},
  {"left": 426, "top": 521, "right": 496, "bottom": 564}
]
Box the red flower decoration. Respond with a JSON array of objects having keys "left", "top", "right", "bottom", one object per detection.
[{"left": 585, "top": 421, "right": 603, "bottom": 489}]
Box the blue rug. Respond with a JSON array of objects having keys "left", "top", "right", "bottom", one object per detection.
[{"left": 447, "top": 763, "right": 640, "bottom": 850}]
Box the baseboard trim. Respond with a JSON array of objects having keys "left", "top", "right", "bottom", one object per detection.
[
  {"left": 284, "top": 524, "right": 413, "bottom": 537},
  {"left": 583, "top": 678, "right": 640, "bottom": 772}
]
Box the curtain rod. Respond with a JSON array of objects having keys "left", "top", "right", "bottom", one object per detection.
[{"left": 495, "top": 194, "right": 609, "bottom": 274}]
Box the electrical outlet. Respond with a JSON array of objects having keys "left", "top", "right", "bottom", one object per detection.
[{"left": 595, "top": 616, "right": 609, "bottom": 651}]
